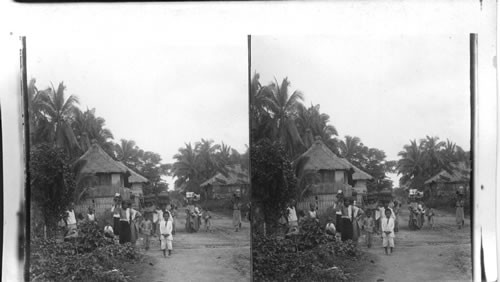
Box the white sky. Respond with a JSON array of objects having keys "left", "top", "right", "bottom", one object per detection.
[
  {"left": 252, "top": 35, "right": 471, "bottom": 185},
  {"left": 28, "top": 34, "right": 249, "bottom": 187}
]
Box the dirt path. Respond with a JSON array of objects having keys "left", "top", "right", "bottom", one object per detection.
[
  {"left": 357, "top": 205, "right": 472, "bottom": 282},
  {"left": 132, "top": 211, "right": 251, "bottom": 282}
]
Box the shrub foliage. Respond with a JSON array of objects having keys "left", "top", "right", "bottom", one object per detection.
[
  {"left": 252, "top": 220, "right": 360, "bottom": 281},
  {"left": 30, "top": 221, "right": 141, "bottom": 281}
]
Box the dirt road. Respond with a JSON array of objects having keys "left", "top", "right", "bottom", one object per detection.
[
  {"left": 132, "top": 211, "right": 251, "bottom": 282},
  {"left": 357, "top": 205, "right": 472, "bottom": 282}
]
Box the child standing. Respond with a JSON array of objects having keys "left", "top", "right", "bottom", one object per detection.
[
  {"left": 87, "top": 206, "right": 96, "bottom": 222},
  {"left": 426, "top": 207, "right": 435, "bottom": 228},
  {"left": 159, "top": 212, "right": 173, "bottom": 257},
  {"left": 203, "top": 208, "right": 212, "bottom": 232},
  {"left": 381, "top": 209, "right": 395, "bottom": 255},
  {"left": 140, "top": 213, "right": 153, "bottom": 250},
  {"left": 363, "top": 211, "right": 375, "bottom": 248}
]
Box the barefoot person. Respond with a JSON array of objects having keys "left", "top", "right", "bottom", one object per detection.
[
  {"left": 455, "top": 194, "right": 465, "bottom": 229},
  {"left": 232, "top": 194, "right": 242, "bottom": 232},
  {"left": 202, "top": 208, "right": 212, "bottom": 232},
  {"left": 426, "top": 206, "right": 435, "bottom": 228},
  {"left": 352, "top": 200, "right": 364, "bottom": 244},
  {"left": 128, "top": 201, "right": 142, "bottom": 245},
  {"left": 140, "top": 213, "right": 153, "bottom": 250},
  {"left": 363, "top": 210, "right": 375, "bottom": 248},
  {"left": 381, "top": 208, "right": 395, "bottom": 255},
  {"left": 159, "top": 211, "right": 173, "bottom": 257}
]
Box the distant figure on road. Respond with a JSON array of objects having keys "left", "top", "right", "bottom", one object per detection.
[
  {"left": 425, "top": 207, "right": 435, "bottom": 228},
  {"left": 455, "top": 195, "right": 465, "bottom": 229},
  {"left": 203, "top": 208, "right": 213, "bottom": 232},
  {"left": 381, "top": 208, "right": 395, "bottom": 255},
  {"left": 232, "top": 194, "right": 242, "bottom": 232}
]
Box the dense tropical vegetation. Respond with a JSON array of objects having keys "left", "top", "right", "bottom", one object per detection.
[
  {"left": 397, "top": 136, "right": 470, "bottom": 189},
  {"left": 171, "top": 139, "right": 249, "bottom": 197}
]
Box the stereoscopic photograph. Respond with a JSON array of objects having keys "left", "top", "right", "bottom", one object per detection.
[
  {"left": 26, "top": 34, "right": 251, "bottom": 282},
  {"left": 249, "top": 35, "right": 472, "bottom": 281}
]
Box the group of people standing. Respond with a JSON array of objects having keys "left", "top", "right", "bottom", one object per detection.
[
  {"left": 284, "top": 192, "right": 400, "bottom": 256},
  {"left": 185, "top": 202, "right": 213, "bottom": 233},
  {"left": 110, "top": 193, "right": 174, "bottom": 257}
]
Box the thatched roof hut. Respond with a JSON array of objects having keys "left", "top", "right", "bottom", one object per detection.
[
  {"left": 200, "top": 164, "right": 249, "bottom": 187},
  {"left": 200, "top": 164, "right": 249, "bottom": 199},
  {"left": 76, "top": 143, "right": 130, "bottom": 175},
  {"left": 424, "top": 162, "right": 470, "bottom": 184},
  {"left": 296, "top": 138, "right": 353, "bottom": 171}
]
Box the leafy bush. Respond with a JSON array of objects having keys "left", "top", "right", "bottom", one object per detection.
[
  {"left": 30, "top": 220, "right": 141, "bottom": 281},
  {"left": 251, "top": 139, "right": 297, "bottom": 234},
  {"left": 253, "top": 221, "right": 360, "bottom": 281},
  {"left": 30, "top": 144, "right": 76, "bottom": 236}
]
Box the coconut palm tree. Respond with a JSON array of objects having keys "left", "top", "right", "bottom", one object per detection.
[
  {"left": 27, "top": 78, "right": 51, "bottom": 145},
  {"left": 37, "top": 82, "right": 81, "bottom": 158},
  {"left": 397, "top": 140, "right": 426, "bottom": 188},
  {"left": 258, "top": 77, "right": 305, "bottom": 158},
  {"left": 338, "top": 135, "right": 366, "bottom": 168},
  {"left": 296, "top": 103, "right": 339, "bottom": 154},
  {"left": 420, "top": 136, "right": 447, "bottom": 176},
  {"left": 250, "top": 73, "right": 277, "bottom": 143},
  {"left": 114, "top": 139, "right": 144, "bottom": 169},
  {"left": 172, "top": 142, "right": 201, "bottom": 191},
  {"left": 72, "top": 108, "right": 114, "bottom": 155}
]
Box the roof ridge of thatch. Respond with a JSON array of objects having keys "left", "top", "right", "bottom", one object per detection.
[
  {"left": 76, "top": 143, "right": 129, "bottom": 174},
  {"left": 295, "top": 139, "right": 352, "bottom": 171},
  {"left": 424, "top": 164, "right": 470, "bottom": 184},
  {"left": 125, "top": 165, "right": 149, "bottom": 183},
  {"left": 200, "top": 164, "right": 249, "bottom": 187},
  {"left": 351, "top": 165, "right": 373, "bottom": 180}
]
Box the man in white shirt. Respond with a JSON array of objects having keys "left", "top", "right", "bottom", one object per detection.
[
  {"left": 286, "top": 200, "right": 298, "bottom": 228},
  {"left": 160, "top": 212, "right": 173, "bottom": 257},
  {"left": 381, "top": 208, "right": 395, "bottom": 255},
  {"left": 65, "top": 202, "right": 77, "bottom": 231},
  {"left": 111, "top": 193, "right": 122, "bottom": 237}
]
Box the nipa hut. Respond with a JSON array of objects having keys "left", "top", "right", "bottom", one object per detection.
[
  {"left": 294, "top": 138, "right": 372, "bottom": 214},
  {"left": 424, "top": 162, "right": 470, "bottom": 200},
  {"left": 126, "top": 166, "right": 149, "bottom": 198},
  {"left": 74, "top": 142, "right": 132, "bottom": 217},
  {"left": 200, "top": 164, "right": 250, "bottom": 199}
]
